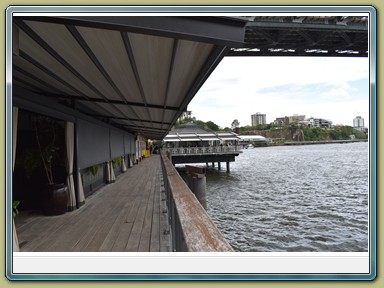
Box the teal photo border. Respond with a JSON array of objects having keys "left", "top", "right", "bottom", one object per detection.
[{"left": 5, "top": 5, "right": 377, "bottom": 281}]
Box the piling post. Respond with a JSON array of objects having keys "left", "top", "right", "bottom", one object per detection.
[
  {"left": 212, "top": 162, "right": 215, "bottom": 168},
  {"left": 218, "top": 162, "right": 221, "bottom": 170},
  {"left": 226, "top": 161, "right": 230, "bottom": 173},
  {"left": 189, "top": 174, "right": 207, "bottom": 210},
  {"left": 186, "top": 165, "right": 207, "bottom": 210}
]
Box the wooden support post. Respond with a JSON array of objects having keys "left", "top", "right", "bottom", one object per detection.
[
  {"left": 218, "top": 162, "right": 221, "bottom": 170},
  {"left": 226, "top": 161, "right": 230, "bottom": 173},
  {"left": 212, "top": 162, "right": 215, "bottom": 168}
]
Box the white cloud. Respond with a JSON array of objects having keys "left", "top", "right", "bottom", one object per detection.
[
  {"left": 188, "top": 56, "right": 370, "bottom": 128},
  {"left": 319, "top": 87, "right": 350, "bottom": 100}
]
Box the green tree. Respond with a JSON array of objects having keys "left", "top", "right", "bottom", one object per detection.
[
  {"left": 231, "top": 119, "right": 240, "bottom": 130},
  {"left": 195, "top": 120, "right": 206, "bottom": 127},
  {"left": 328, "top": 129, "right": 337, "bottom": 140},
  {"left": 240, "top": 125, "right": 252, "bottom": 132},
  {"left": 303, "top": 127, "right": 323, "bottom": 141},
  {"left": 174, "top": 117, "right": 194, "bottom": 127},
  {"left": 328, "top": 125, "right": 367, "bottom": 140},
  {"left": 206, "top": 121, "right": 220, "bottom": 131}
]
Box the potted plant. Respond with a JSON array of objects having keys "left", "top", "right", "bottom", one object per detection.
[
  {"left": 23, "top": 114, "right": 68, "bottom": 216},
  {"left": 12, "top": 200, "right": 20, "bottom": 217},
  {"left": 12, "top": 200, "right": 20, "bottom": 251}
]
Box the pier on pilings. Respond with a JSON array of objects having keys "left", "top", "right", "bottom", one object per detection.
[{"left": 168, "top": 151, "right": 239, "bottom": 173}]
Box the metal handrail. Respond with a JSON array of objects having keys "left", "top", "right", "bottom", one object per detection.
[
  {"left": 163, "top": 145, "right": 242, "bottom": 155},
  {"left": 160, "top": 152, "right": 234, "bottom": 252}
]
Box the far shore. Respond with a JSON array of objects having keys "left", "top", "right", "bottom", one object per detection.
[{"left": 245, "top": 138, "right": 368, "bottom": 148}]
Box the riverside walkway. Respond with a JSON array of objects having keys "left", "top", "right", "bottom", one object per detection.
[{"left": 14, "top": 155, "right": 172, "bottom": 252}]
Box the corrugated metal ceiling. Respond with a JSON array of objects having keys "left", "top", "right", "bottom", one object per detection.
[{"left": 12, "top": 16, "right": 246, "bottom": 139}]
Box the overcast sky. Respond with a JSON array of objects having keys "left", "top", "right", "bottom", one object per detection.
[{"left": 187, "top": 56, "right": 370, "bottom": 129}]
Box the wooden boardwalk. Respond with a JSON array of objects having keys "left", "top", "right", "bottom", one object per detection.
[{"left": 14, "top": 155, "right": 172, "bottom": 252}]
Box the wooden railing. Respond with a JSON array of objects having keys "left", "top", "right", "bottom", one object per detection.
[
  {"left": 160, "top": 152, "right": 234, "bottom": 252},
  {"left": 162, "top": 145, "right": 242, "bottom": 155}
]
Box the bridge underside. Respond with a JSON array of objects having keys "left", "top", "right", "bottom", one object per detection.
[{"left": 228, "top": 16, "right": 368, "bottom": 57}]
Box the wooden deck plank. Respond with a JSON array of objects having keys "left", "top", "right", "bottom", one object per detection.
[
  {"left": 81, "top": 196, "right": 135, "bottom": 252},
  {"left": 46, "top": 192, "right": 124, "bottom": 252},
  {"left": 110, "top": 222, "right": 134, "bottom": 252},
  {"left": 69, "top": 193, "right": 123, "bottom": 251},
  {"left": 159, "top": 172, "right": 172, "bottom": 252},
  {"left": 138, "top": 169, "right": 156, "bottom": 252},
  {"left": 15, "top": 155, "right": 171, "bottom": 252},
  {"left": 150, "top": 169, "right": 161, "bottom": 252},
  {"left": 27, "top": 210, "right": 88, "bottom": 252},
  {"left": 44, "top": 208, "right": 104, "bottom": 252},
  {"left": 125, "top": 180, "right": 152, "bottom": 252},
  {"left": 97, "top": 171, "right": 145, "bottom": 251},
  {"left": 72, "top": 194, "right": 132, "bottom": 252},
  {"left": 99, "top": 193, "right": 142, "bottom": 252}
]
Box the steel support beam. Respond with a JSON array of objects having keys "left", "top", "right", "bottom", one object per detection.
[{"left": 17, "top": 16, "right": 247, "bottom": 47}]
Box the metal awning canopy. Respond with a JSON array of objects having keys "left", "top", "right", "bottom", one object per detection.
[{"left": 12, "top": 15, "right": 246, "bottom": 139}]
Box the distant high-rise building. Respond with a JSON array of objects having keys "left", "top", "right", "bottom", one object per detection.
[
  {"left": 353, "top": 116, "right": 365, "bottom": 128},
  {"left": 251, "top": 112, "right": 266, "bottom": 126}
]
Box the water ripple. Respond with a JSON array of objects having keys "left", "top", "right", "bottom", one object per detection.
[{"left": 205, "top": 142, "right": 369, "bottom": 252}]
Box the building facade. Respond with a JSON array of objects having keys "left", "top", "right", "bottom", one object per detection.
[
  {"left": 274, "top": 116, "right": 290, "bottom": 125},
  {"left": 179, "top": 111, "right": 192, "bottom": 120},
  {"left": 307, "top": 117, "right": 332, "bottom": 128},
  {"left": 273, "top": 115, "right": 333, "bottom": 128},
  {"left": 353, "top": 116, "right": 365, "bottom": 128},
  {"left": 289, "top": 114, "right": 306, "bottom": 124},
  {"left": 251, "top": 112, "right": 266, "bottom": 126}
]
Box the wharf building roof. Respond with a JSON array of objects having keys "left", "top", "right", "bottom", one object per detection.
[{"left": 163, "top": 123, "right": 240, "bottom": 143}]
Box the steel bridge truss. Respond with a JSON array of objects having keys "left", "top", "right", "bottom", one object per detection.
[{"left": 227, "top": 16, "right": 368, "bottom": 57}]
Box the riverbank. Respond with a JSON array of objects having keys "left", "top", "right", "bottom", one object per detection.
[
  {"left": 244, "top": 139, "right": 368, "bottom": 149},
  {"left": 281, "top": 139, "right": 368, "bottom": 146}
]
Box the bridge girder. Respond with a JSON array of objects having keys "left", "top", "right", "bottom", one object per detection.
[{"left": 227, "top": 16, "right": 368, "bottom": 57}]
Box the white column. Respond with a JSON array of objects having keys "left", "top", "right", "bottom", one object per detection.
[
  {"left": 76, "top": 170, "right": 85, "bottom": 207},
  {"left": 12, "top": 107, "right": 20, "bottom": 252},
  {"left": 65, "top": 122, "right": 77, "bottom": 211},
  {"left": 110, "top": 161, "right": 116, "bottom": 183},
  {"left": 106, "top": 161, "right": 111, "bottom": 183},
  {"left": 122, "top": 156, "right": 127, "bottom": 172}
]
